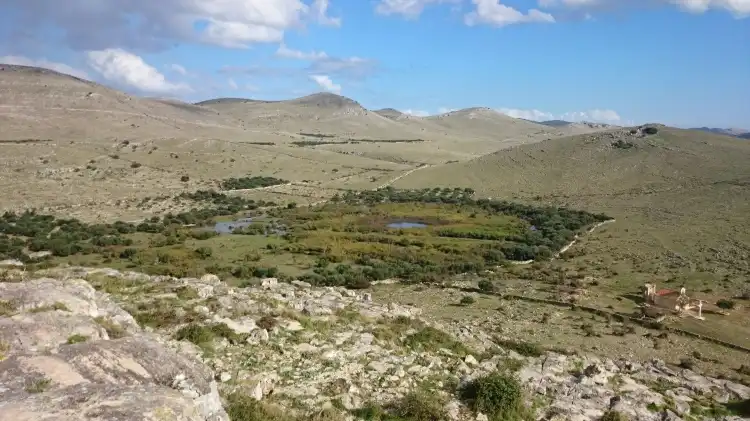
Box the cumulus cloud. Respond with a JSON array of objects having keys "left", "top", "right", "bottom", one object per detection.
[
  {"left": 465, "top": 0, "right": 555, "bottom": 26},
  {"left": 538, "top": 0, "right": 750, "bottom": 16},
  {"left": 310, "top": 0, "right": 342, "bottom": 26},
  {"left": 669, "top": 0, "right": 750, "bottom": 15},
  {"left": 87, "top": 48, "right": 190, "bottom": 94},
  {"left": 0, "top": 55, "right": 90, "bottom": 79},
  {"left": 276, "top": 44, "right": 329, "bottom": 60},
  {"left": 309, "top": 74, "right": 341, "bottom": 93},
  {"left": 438, "top": 107, "right": 458, "bottom": 114},
  {"left": 4, "top": 0, "right": 341, "bottom": 51},
  {"left": 497, "top": 107, "right": 622, "bottom": 123},
  {"left": 375, "top": 0, "right": 461, "bottom": 18},
  {"left": 270, "top": 44, "right": 378, "bottom": 80}
]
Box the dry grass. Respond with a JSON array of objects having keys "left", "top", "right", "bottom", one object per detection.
[
  {"left": 4, "top": 64, "right": 750, "bottom": 376},
  {"left": 395, "top": 127, "right": 750, "bottom": 295},
  {"left": 0, "top": 66, "right": 572, "bottom": 221}
]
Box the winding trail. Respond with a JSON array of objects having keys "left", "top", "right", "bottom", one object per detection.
[{"left": 376, "top": 164, "right": 432, "bottom": 189}]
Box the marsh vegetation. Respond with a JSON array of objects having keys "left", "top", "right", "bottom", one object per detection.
[{"left": 1, "top": 186, "right": 608, "bottom": 289}]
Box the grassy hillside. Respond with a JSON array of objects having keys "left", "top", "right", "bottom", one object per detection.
[{"left": 394, "top": 126, "right": 750, "bottom": 294}]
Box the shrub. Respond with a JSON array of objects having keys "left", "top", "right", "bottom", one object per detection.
[
  {"left": 130, "top": 162, "right": 142, "bottom": 168},
  {"left": 404, "top": 326, "right": 470, "bottom": 356},
  {"left": 717, "top": 299, "right": 736, "bottom": 310},
  {"left": 495, "top": 339, "right": 544, "bottom": 357},
  {"left": 181, "top": 175, "right": 190, "bottom": 182},
  {"left": 460, "top": 372, "right": 524, "bottom": 421},
  {"left": 195, "top": 246, "right": 213, "bottom": 259},
  {"left": 478, "top": 279, "right": 496, "bottom": 293},
  {"left": 612, "top": 140, "right": 634, "bottom": 149},
  {"left": 389, "top": 391, "right": 449, "bottom": 421},
  {"left": 460, "top": 296, "right": 476, "bottom": 306},
  {"left": 66, "top": 334, "right": 89, "bottom": 344},
  {"left": 257, "top": 315, "right": 277, "bottom": 331},
  {"left": 601, "top": 410, "right": 629, "bottom": 421},
  {"left": 642, "top": 127, "right": 658, "bottom": 135},
  {"left": 174, "top": 323, "right": 215, "bottom": 345}
]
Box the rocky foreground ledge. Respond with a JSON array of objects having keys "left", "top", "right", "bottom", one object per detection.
[{"left": 0, "top": 266, "right": 748, "bottom": 421}]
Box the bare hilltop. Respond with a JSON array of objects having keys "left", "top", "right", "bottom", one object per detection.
[{"left": 3, "top": 63, "right": 750, "bottom": 421}]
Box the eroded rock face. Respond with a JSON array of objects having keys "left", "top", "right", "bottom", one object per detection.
[
  {"left": 1, "top": 383, "right": 225, "bottom": 421},
  {"left": 0, "top": 275, "right": 228, "bottom": 421}
]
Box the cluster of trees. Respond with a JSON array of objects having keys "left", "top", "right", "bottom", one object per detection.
[
  {"left": 178, "top": 190, "right": 276, "bottom": 215},
  {"left": 0, "top": 211, "right": 143, "bottom": 259},
  {"left": 335, "top": 187, "right": 475, "bottom": 205},
  {"left": 219, "top": 176, "right": 287, "bottom": 190}
]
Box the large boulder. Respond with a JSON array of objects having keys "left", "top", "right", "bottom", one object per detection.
[{"left": 0, "top": 276, "right": 228, "bottom": 421}]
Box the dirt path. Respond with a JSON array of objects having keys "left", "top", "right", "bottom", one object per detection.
[{"left": 376, "top": 164, "right": 432, "bottom": 189}]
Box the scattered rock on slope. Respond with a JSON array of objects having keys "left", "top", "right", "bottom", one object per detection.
[{"left": 2, "top": 266, "right": 750, "bottom": 420}]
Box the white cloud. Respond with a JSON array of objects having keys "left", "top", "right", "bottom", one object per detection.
[
  {"left": 0, "top": 55, "right": 90, "bottom": 80},
  {"left": 375, "top": 0, "right": 462, "bottom": 17},
  {"left": 465, "top": 0, "right": 555, "bottom": 26},
  {"left": 497, "top": 107, "right": 622, "bottom": 123},
  {"left": 539, "top": 0, "right": 750, "bottom": 16},
  {"left": 6, "top": 0, "right": 341, "bottom": 51},
  {"left": 669, "top": 0, "right": 750, "bottom": 15},
  {"left": 309, "top": 74, "right": 341, "bottom": 93},
  {"left": 228, "top": 78, "right": 239, "bottom": 90},
  {"left": 276, "top": 43, "right": 329, "bottom": 60},
  {"left": 86, "top": 48, "right": 190, "bottom": 94},
  {"left": 402, "top": 109, "right": 430, "bottom": 117},
  {"left": 437, "top": 107, "right": 458, "bottom": 114},
  {"left": 272, "top": 44, "right": 377, "bottom": 80},
  {"left": 310, "top": 0, "right": 342, "bottom": 26}
]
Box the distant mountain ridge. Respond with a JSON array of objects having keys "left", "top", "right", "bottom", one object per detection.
[{"left": 690, "top": 127, "right": 749, "bottom": 138}]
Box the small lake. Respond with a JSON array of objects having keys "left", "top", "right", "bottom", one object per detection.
[
  {"left": 387, "top": 221, "right": 428, "bottom": 229},
  {"left": 214, "top": 218, "right": 253, "bottom": 234},
  {"left": 213, "top": 218, "right": 288, "bottom": 236}
]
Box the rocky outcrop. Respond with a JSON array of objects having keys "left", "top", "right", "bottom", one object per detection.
[
  {"left": 0, "top": 273, "right": 228, "bottom": 421},
  {"left": 3, "top": 266, "right": 750, "bottom": 421}
]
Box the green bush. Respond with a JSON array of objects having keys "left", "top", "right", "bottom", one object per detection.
[
  {"left": 495, "top": 339, "right": 544, "bottom": 357},
  {"left": 174, "top": 323, "right": 215, "bottom": 345},
  {"left": 601, "top": 410, "right": 629, "bottom": 421},
  {"left": 195, "top": 246, "right": 213, "bottom": 259},
  {"left": 352, "top": 392, "right": 448, "bottom": 421},
  {"left": 717, "top": 299, "right": 736, "bottom": 310},
  {"left": 66, "top": 334, "right": 89, "bottom": 344},
  {"left": 477, "top": 279, "right": 495, "bottom": 293},
  {"left": 460, "top": 372, "right": 524, "bottom": 421},
  {"left": 460, "top": 296, "right": 476, "bottom": 306},
  {"left": 389, "top": 391, "right": 449, "bottom": 421}
]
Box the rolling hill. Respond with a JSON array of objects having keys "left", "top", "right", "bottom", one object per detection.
[
  {"left": 394, "top": 125, "right": 750, "bottom": 292},
  {"left": 0, "top": 63, "right": 588, "bottom": 221}
]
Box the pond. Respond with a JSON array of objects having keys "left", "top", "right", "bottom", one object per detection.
[
  {"left": 213, "top": 218, "right": 288, "bottom": 236},
  {"left": 214, "top": 218, "right": 254, "bottom": 234},
  {"left": 387, "top": 221, "right": 428, "bottom": 229}
]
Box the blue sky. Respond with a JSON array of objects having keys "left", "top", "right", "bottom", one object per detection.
[{"left": 0, "top": 0, "right": 748, "bottom": 128}]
